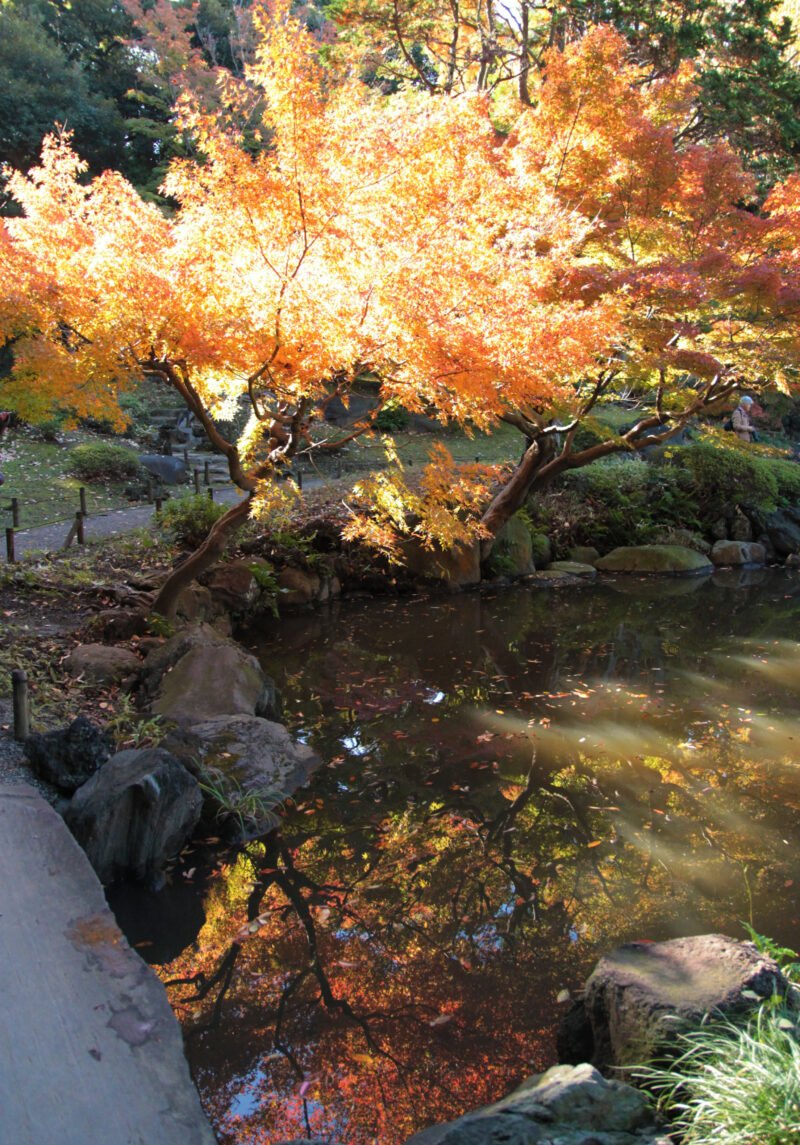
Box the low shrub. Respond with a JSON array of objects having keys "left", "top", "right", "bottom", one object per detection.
[
  {"left": 557, "top": 456, "right": 700, "bottom": 550},
  {"left": 667, "top": 442, "right": 800, "bottom": 517},
  {"left": 68, "top": 442, "right": 142, "bottom": 482},
  {"left": 160, "top": 493, "right": 227, "bottom": 548},
  {"left": 375, "top": 401, "right": 411, "bottom": 432}
]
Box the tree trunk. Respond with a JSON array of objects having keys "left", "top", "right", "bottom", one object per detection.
[
  {"left": 151, "top": 495, "right": 253, "bottom": 620},
  {"left": 479, "top": 435, "right": 551, "bottom": 557}
]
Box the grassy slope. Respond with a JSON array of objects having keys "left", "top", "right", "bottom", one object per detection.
[{"left": 0, "top": 430, "right": 138, "bottom": 529}]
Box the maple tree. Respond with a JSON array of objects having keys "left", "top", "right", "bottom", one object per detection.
[
  {"left": 2, "top": 9, "right": 800, "bottom": 609},
  {"left": 333, "top": 0, "right": 800, "bottom": 184}
]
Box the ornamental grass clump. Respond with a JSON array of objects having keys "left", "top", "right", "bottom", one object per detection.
[{"left": 641, "top": 1003, "right": 800, "bottom": 1145}]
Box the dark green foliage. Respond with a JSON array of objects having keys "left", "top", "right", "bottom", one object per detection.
[
  {"left": 160, "top": 493, "right": 227, "bottom": 548},
  {"left": 375, "top": 402, "right": 411, "bottom": 432},
  {"left": 671, "top": 443, "right": 800, "bottom": 515},
  {"left": 558, "top": 458, "right": 700, "bottom": 549},
  {"left": 0, "top": 4, "right": 125, "bottom": 179},
  {"left": 68, "top": 441, "right": 142, "bottom": 482}
]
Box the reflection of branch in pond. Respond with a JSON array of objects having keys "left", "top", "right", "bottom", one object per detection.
[
  {"left": 168, "top": 835, "right": 412, "bottom": 1094},
  {"left": 272, "top": 840, "right": 412, "bottom": 1087}
]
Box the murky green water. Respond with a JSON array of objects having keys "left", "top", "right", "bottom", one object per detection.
[{"left": 117, "top": 569, "right": 800, "bottom": 1144}]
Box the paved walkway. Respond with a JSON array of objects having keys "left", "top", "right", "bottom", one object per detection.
[
  {"left": 6, "top": 486, "right": 248, "bottom": 560},
  {"left": 0, "top": 784, "right": 217, "bottom": 1144}
]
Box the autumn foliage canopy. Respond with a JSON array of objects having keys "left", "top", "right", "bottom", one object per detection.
[{"left": 2, "top": 4, "right": 800, "bottom": 605}]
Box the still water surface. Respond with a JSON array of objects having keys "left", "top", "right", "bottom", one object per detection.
[{"left": 115, "top": 570, "right": 800, "bottom": 1143}]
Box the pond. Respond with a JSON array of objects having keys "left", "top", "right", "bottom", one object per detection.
[{"left": 112, "top": 569, "right": 800, "bottom": 1144}]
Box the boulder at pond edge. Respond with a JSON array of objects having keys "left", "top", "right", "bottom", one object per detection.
[
  {"left": 557, "top": 933, "right": 787, "bottom": 1075},
  {"left": 163, "top": 715, "right": 321, "bottom": 837},
  {"left": 402, "top": 1063, "right": 669, "bottom": 1145},
  {"left": 594, "top": 545, "right": 713, "bottom": 575},
  {"left": 65, "top": 747, "right": 203, "bottom": 883}
]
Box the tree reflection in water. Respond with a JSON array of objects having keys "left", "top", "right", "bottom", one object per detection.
[{"left": 150, "top": 573, "right": 800, "bottom": 1144}]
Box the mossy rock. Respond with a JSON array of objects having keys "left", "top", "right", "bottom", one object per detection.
[
  {"left": 594, "top": 544, "right": 713, "bottom": 575},
  {"left": 492, "top": 515, "right": 534, "bottom": 576},
  {"left": 547, "top": 560, "right": 598, "bottom": 579}
]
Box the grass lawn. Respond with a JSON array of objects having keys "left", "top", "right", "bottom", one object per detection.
[
  {"left": 329, "top": 420, "right": 524, "bottom": 473},
  {"left": 0, "top": 430, "right": 136, "bottom": 530}
]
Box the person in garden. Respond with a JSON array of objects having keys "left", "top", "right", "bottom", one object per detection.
[
  {"left": 0, "top": 410, "right": 12, "bottom": 485},
  {"left": 732, "top": 396, "right": 757, "bottom": 443}
]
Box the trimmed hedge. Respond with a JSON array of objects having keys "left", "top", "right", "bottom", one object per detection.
[{"left": 68, "top": 442, "right": 142, "bottom": 482}]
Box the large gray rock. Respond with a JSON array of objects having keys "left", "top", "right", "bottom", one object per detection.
[
  {"left": 138, "top": 454, "right": 187, "bottom": 486},
  {"left": 400, "top": 539, "right": 481, "bottom": 587},
  {"left": 710, "top": 540, "right": 766, "bottom": 566},
  {"left": 569, "top": 545, "right": 600, "bottom": 566},
  {"left": 65, "top": 748, "right": 203, "bottom": 883},
  {"left": 65, "top": 643, "right": 140, "bottom": 685},
  {"left": 150, "top": 644, "right": 277, "bottom": 724},
  {"left": 764, "top": 508, "right": 800, "bottom": 557},
  {"left": 202, "top": 561, "right": 262, "bottom": 612},
  {"left": 403, "top": 1063, "right": 669, "bottom": 1145},
  {"left": 24, "top": 716, "right": 112, "bottom": 794},
  {"left": 492, "top": 515, "right": 534, "bottom": 576},
  {"left": 164, "top": 715, "right": 321, "bottom": 837},
  {"left": 557, "top": 934, "right": 787, "bottom": 1074},
  {"left": 594, "top": 545, "right": 713, "bottom": 575},
  {"left": 140, "top": 624, "right": 279, "bottom": 723}
]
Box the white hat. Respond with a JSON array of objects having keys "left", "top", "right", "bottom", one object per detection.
[{"left": 740, "top": 395, "right": 754, "bottom": 405}]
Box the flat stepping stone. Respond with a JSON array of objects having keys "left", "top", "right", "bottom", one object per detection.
[
  {"left": 0, "top": 784, "right": 215, "bottom": 1145},
  {"left": 547, "top": 560, "right": 598, "bottom": 578}
]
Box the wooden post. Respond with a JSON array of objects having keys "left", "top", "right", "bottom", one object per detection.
[
  {"left": 5, "top": 527, "right": 15, "bottom": 563},
  {"left": 155, "top": 497, "right": 163, "bottom": 515},
  {"left": 204, "top": 460, "right": 210, "bottom": 485},
  {"left": 147, "top": 478, "right": 155, "bottom": 502},
  {"left": 207, "top": 488, "right": 214, "bottom": 501},
  {"left": 12, "top": 669, "right": 29, "bottom": 741},
  {"left": 76, "top": 511, "right": 85, "bottom": 545},
  {"left": 79, "top": 486, "right": 87, "bottom": 516},
  {"left": 194, "top": 469, "right": 201, "bottom": 494},
  {"left": 11, "top": 497, "right": 19, "bottom": 528},
  {"left": 297, "top": 471, "right": 303, "bottom": 489}
]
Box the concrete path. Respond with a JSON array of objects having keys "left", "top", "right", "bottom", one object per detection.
[
  {"left": 7, "top": 486, "right": 247, "bottom": 560},
  {"left": 0, "top": 784, "right": 217, "bottom": 1145}
]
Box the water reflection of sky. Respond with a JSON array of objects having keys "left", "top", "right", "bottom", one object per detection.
[{"left": 135, "top": 571, "right": 800, "bottom": 1145}]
